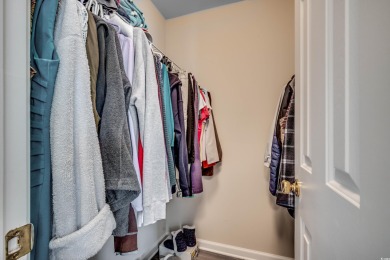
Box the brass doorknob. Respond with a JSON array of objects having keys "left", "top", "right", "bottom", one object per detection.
[{"left": 281, "top": 179, "right": 301, "bottom": 197}]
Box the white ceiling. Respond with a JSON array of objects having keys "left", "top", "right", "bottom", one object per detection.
[{"left": 150, "top": 0, "right": 243, "bottom": 19}]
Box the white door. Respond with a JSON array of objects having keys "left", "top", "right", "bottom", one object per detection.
[
  {"left": 1, "top": 1, "right": 31, "bottom": 259},
  {"left": 295, "top": 0, "right": 390, "bottom": 259}
]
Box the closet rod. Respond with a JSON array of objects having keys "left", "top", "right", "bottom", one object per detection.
[{"left": 151, "top": 43, "right": 186, "bottom": 73}]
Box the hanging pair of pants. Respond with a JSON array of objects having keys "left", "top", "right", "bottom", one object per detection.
[{"left": 30, "top": 0, "right": 59, "bottom": 259}]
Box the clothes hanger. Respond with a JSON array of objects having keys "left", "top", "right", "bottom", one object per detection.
[
  {"left": 150, "top": 44, "right": 162, "bottom": 59},
  {"left": 153, "top": 48, "right": 164, "bottom": 61},
  {"left": 177, "top": 66, "right": 186, "bottom": 75},
  {"left": 99, "top": 4, "right": 104, "bottom": 19},
  {"left": 93, "top": 1, "right": 99, "bottom": 14},
  {"left": 161, "top": 56, "right": 172, "bottom": 71},
  {"left": 85, "top": 0, "right": 102, "bottom": 16},
  {"left": 85, "top": 0, "right": 95, "bottom": 10},
  {"left": 162, "top": 56, "right": 169, "bottom": 66}
]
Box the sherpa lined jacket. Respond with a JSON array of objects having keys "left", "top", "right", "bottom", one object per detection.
[{"left": 49, "top": 1, "right": 116, "bottom": 259}]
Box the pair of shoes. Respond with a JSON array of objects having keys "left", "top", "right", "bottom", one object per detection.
[
  {"left": 163, "top": 225, "right": 197, "bottom": 253},
  {"left": 183, "top": 225, "right": 196, "bottom": 247}
]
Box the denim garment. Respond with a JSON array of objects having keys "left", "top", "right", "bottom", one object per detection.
[{"left": 30, "top": 0, "right": 60, "bottom": 259}]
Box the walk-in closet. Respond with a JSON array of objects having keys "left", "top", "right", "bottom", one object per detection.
[{"left": 2, "top": 0, "right": 390, "bottom": 260}]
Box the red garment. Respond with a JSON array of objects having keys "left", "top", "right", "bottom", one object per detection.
[
  {"left": 138, "top": 137, "right": 144, "bottom": 184},
  {"left": 202, "top": 161, "right": 216, "bottom": 177},
  {"left": 202, "top": 166, "right": 214, "bottom": 177},
  {"left": 198, "top": 91, "right": 210, "bottom": 143},
  {"left": 202, "top": 160, "right": 216, "bottom": 169}
]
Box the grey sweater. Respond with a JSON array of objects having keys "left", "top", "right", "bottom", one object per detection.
[{"left": 94, "top": 16, "right": 140, "bottom": 235}]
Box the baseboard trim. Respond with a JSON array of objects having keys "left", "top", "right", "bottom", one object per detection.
[
  {"left": 198, "top": 239, "right": 294, "bottom": 260},
  {"left": 146, "top": 232, "right": 170, "bottom": 260}
]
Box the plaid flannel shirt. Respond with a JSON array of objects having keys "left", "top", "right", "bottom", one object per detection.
[{"left": 276, "top": 88, "right": 295, "bottom": 210}]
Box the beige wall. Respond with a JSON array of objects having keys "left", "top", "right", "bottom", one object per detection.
[{"left": 165, "top": 0, "right": 295, "bottom": 257}]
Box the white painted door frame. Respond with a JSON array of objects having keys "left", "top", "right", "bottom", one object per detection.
[
  {"left": 1, "top": 1, "right": 31, "bottom": 259},
  {"left": 0, "top": 0, "right": 4, "bottom": 256}
]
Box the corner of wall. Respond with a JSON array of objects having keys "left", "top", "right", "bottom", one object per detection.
[{"left": 164, "top": 0, "right": 295, "bottom": 258}]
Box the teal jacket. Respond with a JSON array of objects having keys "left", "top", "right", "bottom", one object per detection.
[
  {"left": 162, "top": 64, "right": 175, "bottom": 148},
  {"left": 30, "top": 0, "right": 60, "bottom": 259}
]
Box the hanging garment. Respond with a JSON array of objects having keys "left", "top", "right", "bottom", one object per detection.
[
  {"left": 117, "top": 32, "right": 144, "bottom": 226},
  {"left": 180, "top": 73, "right": 189, "bottom": 134},
  {"left": 264, "top": 87, "right": 285, "bottom": 168},
  {"left": 198, "top": 89, "right": 210, "bottom": 163},
  {"left": 186, "top": 74, "right": 195, "bottom": 165},
  {"left": 94, "top": 15, "right": 140, "bottom": 236},
  {"left": 202, "top": 165, "right": 214, "bottom": 177},
  {"left": 208, "top": 91, "right": 223, "bottom": 162},
  {"left": 275, "top": 76, "right": 294, "bottom": 148},
  {"left": 154, "top": 60, "right": 174, "bottom": 199},
  {"left": 106, "top": 13, "right": 134, "bottom": 39},
  {"left": 161, "top": 65, "right": 176, "bottom": 191},
  {"left": 49, "top": 1, "right": 116, "bottom": 259},
  {"left": 169, "top": 73, "right": 191, "bottom": 197},
  {"left": 108, "top": 13, "right": 144, "bottom": 225},
  {"left": 118, "top": 34, "right": 135, "bottom": 83},
  {"left": 128, "top": 106, "right": 144, "bottom": 226},
  {"left": 279, "top": 115, "right": 288, "bottom": 144},
  {"left": 114, "top": 31, "right": 143, "bottom": 251},
  {"left": 267, "top": 78, "right": 294, "bottom": 196},
  {"left": 118, "top": 0, "right": 147, "bottom": 29},
  {"left": 97, "top": 0, "right": 118, "bottom": 10},
  {"left": 202, "top": 89, "right": 220, "bottom": 165},
  {"left": 264, "top": 86, "right": 285, "bottom": 195},
  {"left": 131, "top": 27, "right": 169, "bottom": 225},
  {"left": 86, "top": 10, "right": 100, "bottom": 127},
  {"left": 31, "top": 0, "right": 37, "bottom": 34},
  {"left": 276, "top": 90, "right": 295, "bottom": 211},
  {"left": 30, "top": 0, "right": 59, "bottom": 259},
  {"left": 200, "top": 90, "right": 217, "bottom": 176},
  {"left": 269, "top": 133, "right": 281, "bottom": 196},
  {"left": 202, "top": 91, "right": 222, "bottom": 177},
  {"left": 161, "top": 65, "right": 175, "bottom": 156},
  {"left": 190, "top": 76, "right": 204, "bottom": 194},
  {"left": 138, "top": 138, "right": 144, "bottom": 185},
  {"left": 114, "top": 205, "right": 138, "bottom": 254}
]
